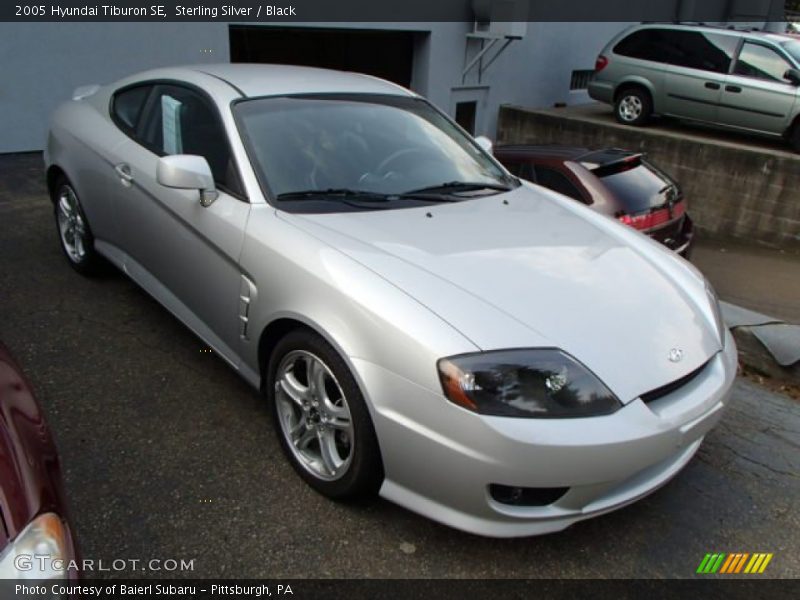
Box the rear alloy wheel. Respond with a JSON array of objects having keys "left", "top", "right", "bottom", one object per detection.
[
  {"left": 53, "top": 178, "right": 103, "bottom": 275},
  {"left": 615, "top": 88, "right": 652, "bottom": 126},
  {"left": 268, "top": 330, "right": 383, "bottom": 500}
]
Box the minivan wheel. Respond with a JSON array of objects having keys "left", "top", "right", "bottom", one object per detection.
[
  {"left": 53, "top": 177, "right": 104, "bottom": 276},
  {"left": 267, "top": 329, "right": 383, "bottom": 500},
  {"left": 615, "top": 88, "right": 652, "bottom": 126}
]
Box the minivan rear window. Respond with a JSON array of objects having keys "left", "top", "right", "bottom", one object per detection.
[{"left": 594, "top": 159, "right": 678, "bottom": 214}]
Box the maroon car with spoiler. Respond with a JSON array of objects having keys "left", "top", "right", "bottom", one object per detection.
[{"left": 495, "top": 145, "right": 694, "bottom": 258}]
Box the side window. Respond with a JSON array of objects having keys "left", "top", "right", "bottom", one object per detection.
[
  {"left": 613, "top": 29, "right": 676, "bottom": 64},
  {"left": 668, "top": 31, "right": 738, "bottom": 73},
  {"left": 502, "top": 160, "right": 536, "bottom": 181},
  {"left": 533, "top": 166, "right": 586, "bottom": 203},
  {"left": 140, "top": 85, "right": 242, "bottom": 195},
  {"left": 734, "top": 43, "right": 793, "bottom": 83},
  {"left": 111, "top": 86, "right": 151, "bottom": 132},
  {"left": 516, "top": 162, "right": 537, "bottom": 181}
]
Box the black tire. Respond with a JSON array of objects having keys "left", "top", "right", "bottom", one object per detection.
[
  {"left": 266, "top": 329, "right": 383, "bottom": 500},
  {"left": 52, "top": 176, "right": 104, "bottom": 276},
  {"left": 789, "top": 122, "right": 800, "bottom": 153},
  {"left": 614, "top": 87, "right": 652, "bottom": 126}
]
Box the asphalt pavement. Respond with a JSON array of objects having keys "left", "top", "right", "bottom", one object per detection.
[{"left": 0, "top": 153, "right": 798, "bottom": 579}]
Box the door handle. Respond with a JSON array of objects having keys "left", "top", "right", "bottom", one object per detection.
[
  {"left": 704, "top": 82, "right": 720, "bottom": 90},
  {"left": 114, "top": 163, "right": 134, "bottom": 185},
  {"left": 725, "top": 85, "right": 742, "bottom": 93}
]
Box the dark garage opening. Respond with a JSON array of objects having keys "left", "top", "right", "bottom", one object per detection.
[{"left": 230, "top": 26, "right": 417, "bottom": 88}]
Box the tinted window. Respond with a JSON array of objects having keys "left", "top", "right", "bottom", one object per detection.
[
  {"left": 502, "top": 160, "right": 536, "bottom": 181},
  {"left": 668, "top": 31, "right": 737, "bottom": 73},
  {"left": 734, "top": 43, "right": 793, "bottom": 82},
  {"left": 140, "top": 85, "right": 240, "bottom": 193},
  {"left": 596, "top": 160, "right": 676, "bottom": 213},
  {"left": 613, "top": 28, "right": 679, "bottom": 63},
  {"left": 614, "top": 29, "right": 736, "bottom": 73},
  {"left": 112, "top": 86, "right": 151, "bottom": 131},
  {"left": 533, "top": 166, "right": 586, "bottom": 202}
]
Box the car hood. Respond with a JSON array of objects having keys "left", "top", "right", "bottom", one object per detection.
[{"left": 281, "top": 185, "right": 722, "bottom": 403}]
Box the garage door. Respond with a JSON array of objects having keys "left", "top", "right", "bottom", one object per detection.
[{"left": 230, "top": 26, "right": 416, "bottom": 88}]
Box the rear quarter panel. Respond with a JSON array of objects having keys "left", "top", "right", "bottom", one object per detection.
[{"left": 47, "top": 89, "right": 128, "bottom": 245}]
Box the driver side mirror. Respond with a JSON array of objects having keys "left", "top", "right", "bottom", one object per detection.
[
  {"left": 784, "top": 68, "right": 800, "bottom": 86},
  {"left": 475, "top": 135, "right": 494, "bottom": 155},
  {"left": 156, "top": 155, "right": 219, "bottom": 207}
]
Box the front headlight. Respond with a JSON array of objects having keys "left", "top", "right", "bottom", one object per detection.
[
  {"left": 0, "top": 513, "right": 68, "bottom": 580},
  {"left": 705, "top": 281, "right": 726, "bottom": 348},
  {"left": 438, "top": 349, "right": 621, "bottom": 418}
]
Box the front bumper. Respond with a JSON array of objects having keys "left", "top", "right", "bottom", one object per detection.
[{"left": 359, "top": 330, "right": 737, "bottom": 537}]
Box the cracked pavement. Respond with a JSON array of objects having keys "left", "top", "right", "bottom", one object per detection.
[{"left": 0, "top": 153, "right": 798, "bottom": 578}]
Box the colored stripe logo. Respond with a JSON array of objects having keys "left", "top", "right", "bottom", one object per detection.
[{"left": 696, "top": 553, "right": 773, "bottom": 574}]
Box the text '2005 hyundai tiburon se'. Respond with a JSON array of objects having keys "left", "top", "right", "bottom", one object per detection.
[{"left": 45, "top": 64, "right": 737, "bottom": 537}]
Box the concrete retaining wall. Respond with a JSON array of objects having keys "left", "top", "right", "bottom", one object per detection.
[{"left": 497, "top": 105, "right": 800, "bottom": 250}]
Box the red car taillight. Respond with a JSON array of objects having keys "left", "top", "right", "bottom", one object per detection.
[
  {"left": 595, "top": 55, "right": 609, "bottom": 73},
  {"left": 618, "top": 201, "right": 686, "bottom": 231}
]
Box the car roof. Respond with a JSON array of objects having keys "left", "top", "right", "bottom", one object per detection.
[
  {"left": 495, "top": 144, "right": 641, "bottom": 166},
  {"left": 495, "top": 144, "right": 593, "bottom": 160},
  {"left": 126, "top": 63, "right": 415, "bottom": 99},
  {"left": 637, "top": 22, "right": 794, "bottom": 43}
]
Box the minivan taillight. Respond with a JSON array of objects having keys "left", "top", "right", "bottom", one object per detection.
[{"left": 595, "top": 55, "right": 608, "bottom": 72}]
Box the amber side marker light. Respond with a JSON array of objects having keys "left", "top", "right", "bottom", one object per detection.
[{"left": 438, "top": 359, "right": 478, "bottom": 411}]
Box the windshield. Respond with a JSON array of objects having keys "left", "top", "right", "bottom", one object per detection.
[
  {"left": 234, "top": 94, "right": 514, "bottom": 208},
  {"left": 782, "top": 40, "right": 800, "bottom": 64}
]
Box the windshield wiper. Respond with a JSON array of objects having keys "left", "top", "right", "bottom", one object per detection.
[
  {"left": 276, "top": 188, "right": 391, "bottom": 202},
  {"left": 402, "top": 181, "right": 513, "bottom": 195},
  {"left": 277, "top": 187, "right": 465, "bottom": 204}
]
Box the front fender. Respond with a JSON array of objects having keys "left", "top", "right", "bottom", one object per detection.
[{"left": 240, "top": 205, "right": 478, "bottom": 395}]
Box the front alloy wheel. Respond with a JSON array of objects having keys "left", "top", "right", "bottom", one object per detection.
[
  {"left": 275, "top": 350, "right": 354, "bottom": 481},
  {"left": 267, "top": 329, "right": 383, "bottom": 500}
]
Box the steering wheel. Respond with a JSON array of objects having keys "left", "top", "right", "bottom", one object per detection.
[{"left": 375, "top": 147, "right": 440, "bottom": 176}]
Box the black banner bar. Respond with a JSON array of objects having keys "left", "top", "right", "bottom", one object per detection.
[
  {"left": 2, "top": 579, "right": 800, "bottom": 600},
  {"left": 2, "top": 0, "right": 792, "bottom": 23}
]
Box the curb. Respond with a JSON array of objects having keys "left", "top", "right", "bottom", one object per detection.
[{"left": 721, "top": 302, "right": 800, "bottom": 386}]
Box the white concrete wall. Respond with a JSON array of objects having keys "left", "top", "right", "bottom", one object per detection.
[
  {"left": 0, "top": 21, "right": 631, "bottom": 152},
  {"left": 0, "top": 23, "right": 230, "bottom": 153}
]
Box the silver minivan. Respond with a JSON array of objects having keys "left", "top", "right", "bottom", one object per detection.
[{"left": 588, "top": 24, "right": 800, "bottom": 151}]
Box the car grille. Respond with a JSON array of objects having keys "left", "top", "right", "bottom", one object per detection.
[{"left": 640, "top": 360, "right": 710, "bottom": 404}]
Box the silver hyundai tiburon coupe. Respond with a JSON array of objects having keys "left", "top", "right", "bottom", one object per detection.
[{"left": 45, "top": 64, "right": 737, "bottom": 537}]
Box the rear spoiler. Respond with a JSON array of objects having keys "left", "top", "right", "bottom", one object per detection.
[
  {"left": 72, "top": 84, "right": 100, "bottom": 101},
  {"left": 585, "top": 152, "right": 645, "bottom": 176}
]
